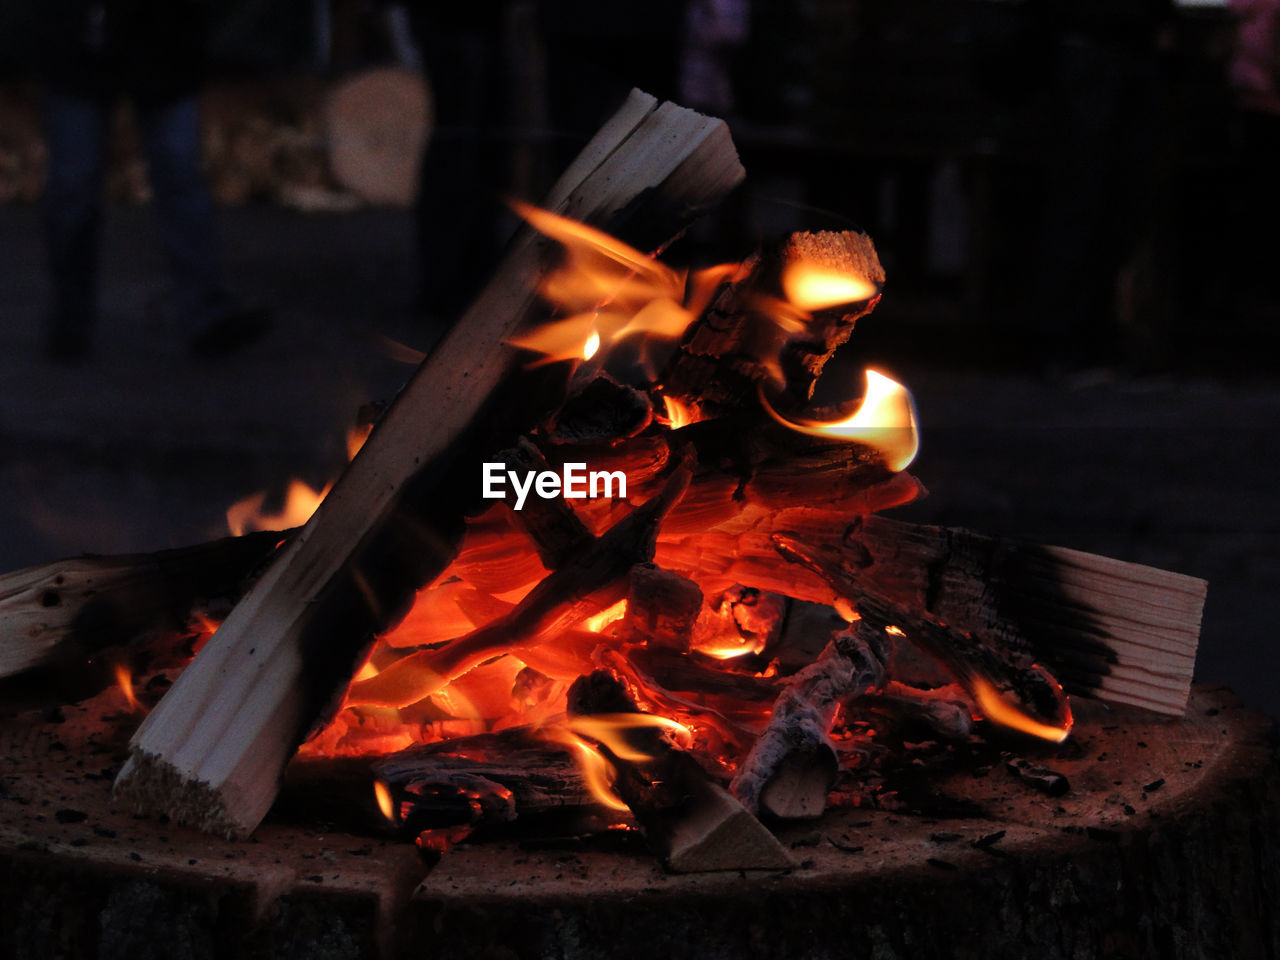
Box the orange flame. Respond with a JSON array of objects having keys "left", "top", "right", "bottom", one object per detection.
[
  {"left": 661, "top": 396, "right": 704, "bottom": 430},
  {"left": 507, "top": 202, "right": 735, "bottom": 365},
  {"left": 544, "top": 713, "right": 693, "bottom": 809},
  {"left": 114, "top": 663, "right": 141, "bottom": 712},
  {"left": 347, "top": 424, "right": 373, "bottom": 460},
  {"left": 691, "top": 635, "right": 767, "bottom": 660},
  {"left": 970, "top": 676, "right": 1073, "bottom": 743},
  {"left": 781, "top": 261, "right": 878, "bottom": 312},
  {"left": 760, "top": 369, "right": 920, "bottom": 472},
  {"left": 373, "top": 780, "right": 395, "bottom": 823},
  {"left": 226, "top": 479, "right": 330, "bottom": 536}
]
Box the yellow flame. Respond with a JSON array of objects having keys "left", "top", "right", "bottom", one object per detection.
[
  {"left": 661, "top": 396, "right": 703, "bottom": 430},
  {"left": 507, "top": 203, "right": 735, "bottom": 366},
  {"left": 584, "top": 599, "right": 628, "bottom": 634},
  {"left": 970, "top": 676, "right": 1073, "bottom": 743},
  {"left": 692, "top": 635, "right": 766, "bottom": 660},
  {"left": 373, "top": 780, "right": 395, "bottom": 823},
  {"left": 226, "top": 479, "right": 330, "bottom": 536},
  {"left": 563, "top": 713, "right": 693, "bottom": 761},
  {"left": 833, "top": 599, "right": 859, "bottom": 623},
  {"left": 760, "top": 369, "right": 920, "bottom": 472},
  {"left": 114, "top": 664, "right": 140, "bottom": 712},
  {"left": 781, "top": 262, "right": 878, "bottom": 312},
  {"left": 545, "top": 712, "right": 694, "bottom": 810}
]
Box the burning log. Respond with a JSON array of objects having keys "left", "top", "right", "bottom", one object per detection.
[
  {"left": 729, "top": 616, "right": 890, "bottom": 820},
  {"left": 661, "top": 229, "right": 885, "bottom": 416},
  {"left": 114, "top": 91, "right": 746, "bottom": 838},
  {"left": 0, "top": 531, "right": 281, "bottom": 694},
  {"left": 568, "top": 670, "right": 795, "bottom": 872},
  {"left": 281, "top": 728, "right": 598, "bottom": 837}
]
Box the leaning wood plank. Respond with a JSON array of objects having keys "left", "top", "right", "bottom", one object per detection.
[
  {"left": 115, "top": 91, "right": 745, "bottom": 838},
  {"left": 0, "top": 531, "right": 282, "bottom": 683}
]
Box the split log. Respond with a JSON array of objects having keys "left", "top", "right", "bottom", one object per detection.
[
  {"left": 324, "top": 67, "right": 431, "bottom": 206},
  {"left": 0, "top": 531, "right": 282, "bottom": 690},
  {"left": 729, "top": 616, "right": 889, "bottom": 819},
  {"left": 568, "top": 670, "right": 795, "bottom": 872},
  {"left": 115, "top": 91, "right": 745, "bottom": 838},
  {"left": 657, "top": 515, "right": 1202, "bottom": 716}
]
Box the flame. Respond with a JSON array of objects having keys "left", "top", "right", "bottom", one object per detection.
[
  {"left": 781, "top": 262, "right": 878, "bottom": 312},
  {"left": 584, "top": 599, "right": 628, "bottom": 634},
  {"left": 374, "top": 780, "right": 395, "bottom": 823},
  {"left": 114, "top": 664, "right": 140, "bottom": 712},
  {"left": 347, "top": 424, "right": 373, "bottom": 460},
  {"left": 692, "top": 635, "right": 766, "bottom": 660},
  {"left": 543, "top": 713, "right": 693, "bottom": 809},
  {"left": 507, "top": 202, "right": 736, "bottom": 366},
  {"left": 760, "top": 369, "right": 920, "bottom": 472},
  {"left": 970, "top": 676, "right": 1073, "bottom": 743},
  {"left": 661, "top": 396, "right": 703, "bottom": 430},
  {"left": 227, "top": 479, "right": 330, "bottom": 536}
]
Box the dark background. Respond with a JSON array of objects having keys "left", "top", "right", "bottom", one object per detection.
[{"left": 0, "top": 0, "right": 1276, "bottom": 715}]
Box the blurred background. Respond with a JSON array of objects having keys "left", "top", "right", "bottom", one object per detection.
[{"left": 0, "top": 0, "right": 1277, "bottom": 714}]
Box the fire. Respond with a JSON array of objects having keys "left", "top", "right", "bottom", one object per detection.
[
  {"left": 226, "top": 479, "right": 330, "bottom": 536},
  {"left": 692, "top": 635, "right": 766, "bottom": 660},
  {"left": 781, "top": 262, "right": 878, "bottom": 312},
  {"left": 661, "top": 395, "right": 703, "bottom": 430},
  {"left": 373, "top": 780, "right": 395, "bottom": 823},
  {"left": 970, "top": 676, "right": 1073, "bottom": 743},
  {"left": 114, "top": 663, "right": 141, "bottom": 712},
  {"left": 584, "top": 599, "right": 627, "bottom": 634},
  {"left": 760, "top": 369, "right": 920, "bottom": 472},
  {"left": 544, "top": 713, "right": 693, "bottom": 809},
  {"left": 506, "top": 201, "right": 737, "bottom": 366}
]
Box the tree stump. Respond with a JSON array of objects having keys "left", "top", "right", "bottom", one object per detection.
[{"left": 0, "top": 686, "right": 1275, "bottom": 959}]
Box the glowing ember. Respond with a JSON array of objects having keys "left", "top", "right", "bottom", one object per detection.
[
  {"left": 584, "top": 599, "right": 628, "bottom": 634},
  {"left": 970, "top": 675, "right": 1073, "bottom": 743},
  {"left": 760, "top": 369, "right": 920, "bottom": 472},
  {"left": 583, "top": 329, "right": 601, "bottom": 360},
  {"left": 781, "top": 261, "right": 878, "bottom": 311},
  {"left": 373, "top": 780, "right": 395, "bottom": 823},
  {"left": 226, "top": 479, "right": 330, "bottom": 536},
  {"left": 114, "top": 664, "right": 141, "bottom": 712},
  {"left": 691, "top": 635, "right": 766, "bottom": 660}
]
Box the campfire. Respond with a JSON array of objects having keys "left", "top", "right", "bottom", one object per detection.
[{"left": 0, "top": 91, "right": 1207, "bottom": 886}]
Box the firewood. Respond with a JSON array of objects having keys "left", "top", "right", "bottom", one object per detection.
[
  {"left": 729, "top": 617, "right": 889, "bottom": 820},
  {"left": 802, "top": 516, "right": 1205, "bottom": 715},
  {"left": 0, "top": 531, "right": 282, "bottom": 687},
  {"left": 620, "top": 563, "right": 703, "bottom": 650},
  {"left": 497, "top": 437, "right": 591, "bottom": 568},
  {"left": 344, "top": 463, "right": 690, "bottom": 708},
  {"left": 568, "top": 670, "right": 795, "bottom": 872},
  {"left": 324, "top": 66, "right": 431, "bottom": 207},
  {"left": 661, "top": 229, "right": 884, "bottom": 415},
  {"left": 114, "top": 91, "right": 745, "bottom": 838},
  {"left": 280, "top": 728, "right": 596, "bottom": 834}
]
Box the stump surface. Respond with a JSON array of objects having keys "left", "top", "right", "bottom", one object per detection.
[{"left": 0, "top": 686, "right": 1275, "bottom": 959}]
